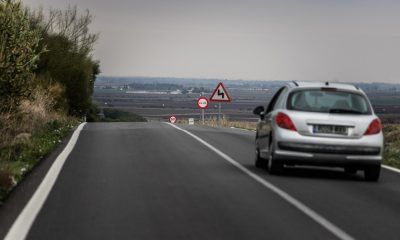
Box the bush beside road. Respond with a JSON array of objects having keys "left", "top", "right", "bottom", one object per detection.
[
  {"left": 383, "top": 124, "right": 400, "bottom": 169},
  {"left": 102, "top": 109, "right": 147, "bottom": 122},
  {"left": 0, "top": 117, "right": 78, "bottom": 202},
  {"left": 0, "top": 1, "right": 99, "bottom": 202}
]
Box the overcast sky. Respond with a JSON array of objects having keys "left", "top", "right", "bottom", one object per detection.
[{"left": 23, "top": 0, "right": 400, "bottom": 83}]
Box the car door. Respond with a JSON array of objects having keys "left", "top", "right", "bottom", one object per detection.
[{"left": 259, "top": 87, "right": 286, "bottom": 158}]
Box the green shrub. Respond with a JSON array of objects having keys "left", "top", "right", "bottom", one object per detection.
[
  {"left": 0, "top": 118, "right": 78, "bottom": 201},
  {"left": 30, "top": 6, "right": 100, "bottom": 116},
  {"left": 383, "top": 124, "right": 400, "bottom": 169},
  {"left": 103, "top": 109, "right": 147, "bottom": 122},
  {"left": 0, "top": 0, "right": 43, "bottom": 112}
]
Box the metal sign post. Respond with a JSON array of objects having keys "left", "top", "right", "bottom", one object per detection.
[
  {"left": 218, "top": 102, "right": 221, "bottom": 126},
  {"left": 201, "top": 109, "right": 205, "bottom": 124}
]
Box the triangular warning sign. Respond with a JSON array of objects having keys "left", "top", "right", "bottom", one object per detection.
[{"left": 210, "top": 82, "right": 231, "bottom": 102}]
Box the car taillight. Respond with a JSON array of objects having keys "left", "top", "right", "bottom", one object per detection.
[
  {"left": 275, "top": 112, "right": 297, "bottom": 131},
  {"left": 364, "top": 119, "right": 381, "bottom": 135}
]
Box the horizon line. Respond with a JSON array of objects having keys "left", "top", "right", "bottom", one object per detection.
[{"left": 96, "top": 75, "right": 399, "bottom": 85}]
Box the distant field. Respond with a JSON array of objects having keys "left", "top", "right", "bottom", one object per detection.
[
  {"left": 371, "top": 98, "right": 400, "bottom": 105},
  {"left": 93, "top": 88, "right": 400, "bottom": 123},
  {"left": 93, "top": 88, "right": 272, "bottom": 122}
]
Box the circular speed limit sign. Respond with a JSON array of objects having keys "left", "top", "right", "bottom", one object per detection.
[
  {"left": 169, "top": 116, "right": 177, "bottom": 124},
  {"left": 197, "top": 97, "right": 209, "bottom": 109}
]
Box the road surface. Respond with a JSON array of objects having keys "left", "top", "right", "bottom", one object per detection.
[{"left": 2, "top": 122, "right": 400, "bottom": 240}]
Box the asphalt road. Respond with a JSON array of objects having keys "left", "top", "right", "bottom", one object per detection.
[{"left": 3, "top": 122, "right": 400, "bottom": 240}]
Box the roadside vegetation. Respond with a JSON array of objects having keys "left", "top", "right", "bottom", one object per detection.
[
  {"left": 382, "top": 125, "right": 400, "bottom": 169},
  {"left": 177, "top": 115, "right": 256, "bottom": 130},
  {"left": 102, "top": 109, "right": 147, "bottom": 122},
  {"left": 0, "top": 0, "right": 100, "bottom": 201},
  {"left": 200, "top": 116, "right": 257, "bottom": 131}
]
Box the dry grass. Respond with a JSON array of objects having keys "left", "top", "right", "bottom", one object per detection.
[
  {"left": 0, "top": 84, "right": 66, "bottom": 147},
  {"left": 202, "top": 117, "right": 256, "bottom": 130},
  {"left": 0, "top": 84, "right": 77, "bottom": 200},
  {"left": 383, "top": 125, "right": 400, "bottom": 142},
  {"left": 383, "top": 124, "right": 400, "bottom": 169},
  {"left": 178, "top": 116, "right": 257, "bottom": 131}
]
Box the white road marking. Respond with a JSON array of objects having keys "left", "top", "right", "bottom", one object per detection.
[
  {"left": 383, "top": 165, "right": 400, "bottom": 174},
  {"left": 5, "top": 123, "right": 87, "bottom": 240},
  {"left": 168, "top": 123, "right": 354, "bottom": 240}
]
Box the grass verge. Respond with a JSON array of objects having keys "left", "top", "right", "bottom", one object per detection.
[
  {"left": 0, "top": 118, "right": 78, "bottom": 201},
  {"left": 382, "top": 124, "right": 400, "bottom": 169},
  {"left": 102, "top": 108, "right": 147, "bottom": 122},
  {"left": 179, "top": 116, "right": 257, "bottom": 131}
]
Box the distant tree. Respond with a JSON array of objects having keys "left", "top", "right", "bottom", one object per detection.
[
  {"left": 0, "top": 0, "right": 43, "bottom": 112},
  {"left": 29, "top": 5, "right": 98, "bottom": 55},
  {"left": 86, "top": 102, "right": 100, "bottom": 122},
  {"left": 103, "top": 109, "right": 147, "bottom": 122},
  {"left": 29, "top": 5, "right": 100, "bottom": 116},
  {"left": 191, "top": 87, "right": 206, "bottom": 93}
]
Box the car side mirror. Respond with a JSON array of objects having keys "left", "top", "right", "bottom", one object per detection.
[{"left": 253, "top": 106, "right": 265, "bottom": 118}]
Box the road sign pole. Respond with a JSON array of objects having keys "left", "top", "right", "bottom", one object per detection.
[
  {"left": 218, "top": 102, "right": 221, "bottom": 126},
  {"left": 201, "top": 109, "right": 204, "bottom": 124}
]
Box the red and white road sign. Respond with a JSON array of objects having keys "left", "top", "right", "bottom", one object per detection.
[
  {"left": 197, "top": 97, "right": 209, "bottom": 109},
  {"left": 210, "top": 82, "right": 231, "bottom": 102},
  {"left": 169, "top": 116, "right": 177, "bottom": 124}
]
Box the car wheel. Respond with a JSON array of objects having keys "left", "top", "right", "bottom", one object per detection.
[
  {"left": 344, "top": 167, "right": 357, "bottom": 174},
  {"left": 255, "top": 148, "right": 265, "bottom": 168},
  {"left": 255, "top": 139, "right": 265, "bottom": 168},
  {"left": 267, "top": 141, "right": 283, "bottom": 174},
  {"left": 364, "top": 165, "right": 381, "bottom": 181}
]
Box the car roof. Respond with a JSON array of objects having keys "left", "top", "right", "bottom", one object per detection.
[{"left": 287, "top": 81, "right": 362, "bottom": 92}]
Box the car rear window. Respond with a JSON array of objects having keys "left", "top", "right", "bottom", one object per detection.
[{"left": 287, "top": 89, "right": 372, "bottom": 114}]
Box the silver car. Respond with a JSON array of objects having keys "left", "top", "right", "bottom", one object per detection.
[{"left": 253, "top": 81, "right": 383, "bottom": 181}]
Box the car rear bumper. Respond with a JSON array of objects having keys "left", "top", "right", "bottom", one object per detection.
[
  {"left": 275, "top": 141, "right": 382, "bottom": 167},
  {"left": 278, "top": 142, "right": 381, "bottom": 155}
]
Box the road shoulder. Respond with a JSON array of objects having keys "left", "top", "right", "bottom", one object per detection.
[{"left": 0, "top": 125, "right": 79, "bottom": 239}]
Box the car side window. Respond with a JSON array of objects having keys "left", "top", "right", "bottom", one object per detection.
[
  {"left": 265, "top": 87, "right": 286, "bottom": 114},
  {"left": 273, "top": 87, "right": 288, "bottom": 110}
]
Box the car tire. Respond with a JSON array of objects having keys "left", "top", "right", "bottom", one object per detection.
[
  {"left": 267, "top": 141, "right": 283, "bottom": 174},
  {"left": 364, "top": 165, "right": 381, "bottom": 181},
  {"left": 255, "top": 137, "right": 266, "bottom": 168},
  {"left": 344, "top": 167, "right": 357, "bottom": 174},
  {"left": 255, "top": 148, "right": 265, "bottom": 168}
]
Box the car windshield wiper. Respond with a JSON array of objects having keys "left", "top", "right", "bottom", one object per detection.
[{"left": 329, "top": 108, "right": 363, "bottom": 114}]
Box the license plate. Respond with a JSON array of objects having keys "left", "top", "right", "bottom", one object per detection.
[{"left": 313, "top": 125, "right": 347, "bottom": 135}]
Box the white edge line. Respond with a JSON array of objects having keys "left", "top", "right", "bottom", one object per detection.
[
  {"left": 382, "top": 165, "right": 400, "bottom": 174},
  {"left": 168, "top": 123, "right": 354, "bottom": 240},
  {"left": 5, "top": 122, "right": 87, "bottom": 240}
]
